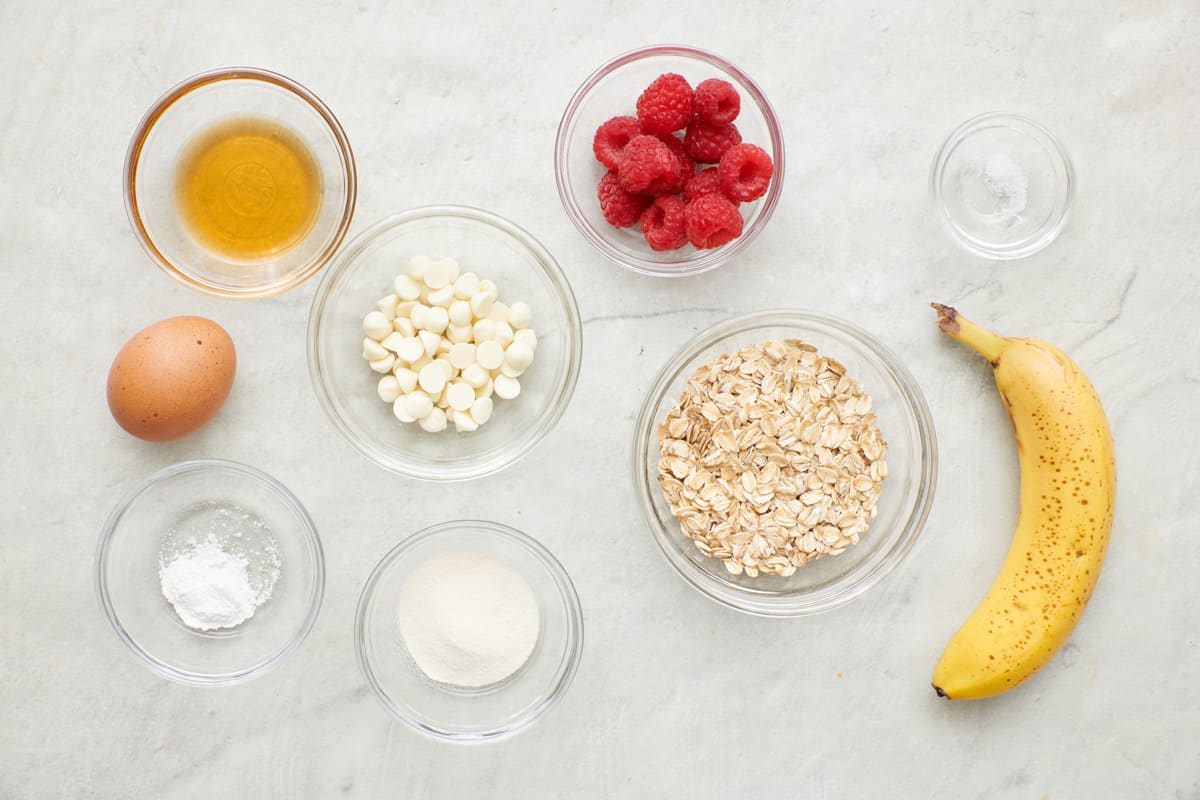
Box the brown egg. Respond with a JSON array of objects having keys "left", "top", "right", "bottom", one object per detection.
[{"left": 107, "top": 316, "right": 237, "bottom": 442}]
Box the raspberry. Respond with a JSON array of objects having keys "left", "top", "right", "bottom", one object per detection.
[
  {"left": 598, "top": 169, "right": 651, "bottom": 228},
  {"left": 635, "top": 73, "right": 694, "bottom": 136},
  {"left": 684, "top": 121, "right": 741, "bottom": 163},
  {"left": 655, "top": 133, "right": 695, "bottom": 194},
  {"left": 692, "top": 78, "right": 741, "bottom": 125},
  {"left": 618, "top": 134, "right": 679, "bottom": 195},
  {"left": 718, "top": 143, "right": 774, "bottom": 202},
  {"left": 683, "top": 167, "right": 729, "bottom": 204},
  {"left": 685, "top": 194, "right": 744, "bottom": 249},
  {"left": 592, "top": 116, "right": 641, "bottom": 171},
  {"left": 640, "top": 196, "right": 688, "bottom": 251}
]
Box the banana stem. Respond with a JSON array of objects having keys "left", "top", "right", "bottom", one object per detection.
[{"left": 931, "top": 303, "right": 1006, "bottom": 365}]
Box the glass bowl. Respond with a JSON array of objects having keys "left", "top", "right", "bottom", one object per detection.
[
  {"left": 555, "top": 45, "right": 785, "bottom": 277},
  {"left": 124, "top": 67, "right": 357, "bottom": 299},
  {"left": 307, "top": 206, "right": 583, "bottom": 481},
  {"left": 930, "top": 111, "right": 1074, "bottom": 260},
  {"left": 633, "top": 310, "right": 938, "bottom": 616},
  {"left": 95, "top": 459, "right": 325, "bottom": 685},
  {"left": 355, "top": 520, "right": 584, "bottom": 743}
]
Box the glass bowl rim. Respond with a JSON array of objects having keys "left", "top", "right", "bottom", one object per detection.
[
  {"left": 632, "top": 309, "right": 938, "bottom": 617},
  {"left": 94, "top": 457, "right": 326, "bottom": 686},
  {"left": 306, "top": 204, "right": 584, "bottom": 482},
  {"left": 554, "top": 43, "right": 786, "bottom": 278},
  {"left": 123, "top": 66, "right": 358, "bottom": 299},
  {"left": 354, "top": 518, "right": 585, "bottom": 743},
  {"left": 929, "top": 110, "right": 1075, "bottom": 261}
]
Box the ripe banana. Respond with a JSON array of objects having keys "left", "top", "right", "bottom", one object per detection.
[{"left": 929, "top": 304, "right": 1116, "bottom": 700}]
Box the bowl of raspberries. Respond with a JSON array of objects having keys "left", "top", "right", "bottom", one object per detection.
[{"left": 555, "top": 45, "right": 784, "bottom": 277}]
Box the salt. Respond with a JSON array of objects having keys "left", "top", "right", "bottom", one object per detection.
[{"left": 981, "top": 152, "right": 1029, "bottom": 217}]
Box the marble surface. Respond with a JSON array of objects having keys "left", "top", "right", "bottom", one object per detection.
[{"left": 2, "top": 1, "right": 1198, "bottom": 797}]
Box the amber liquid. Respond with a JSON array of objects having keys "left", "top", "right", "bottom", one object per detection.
[{"left": 174, "top": 116, "right": 322, "bottom": 261}]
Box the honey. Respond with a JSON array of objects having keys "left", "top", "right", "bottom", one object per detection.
[{"left": 174, "top": 116, "right": 322, "bottom": 261}]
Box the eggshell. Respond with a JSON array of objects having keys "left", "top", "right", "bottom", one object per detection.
[{"left": 106, "top": 316, "right": 236, "bottom": 442}]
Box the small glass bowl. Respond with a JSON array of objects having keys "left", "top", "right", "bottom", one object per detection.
[
  {"left": 931, "top": 111, "right": 1074, "bottom": 260},
  {"left": 633, "top": 311, "right": 938, "bottom": 616},
  {"left": 124, "top": 67, "right": 357, "bottom": 299},
  {"left": 95, "top": 459, "right": 325, "bottom": 685},
  {"left": 555, "top": 45, "right": 785, "bottom": 277},
  {"left": 355, "top": 520, "right": 584, "bottom": 743},
  {"left": 307, "top": 206, "right": 583, "bottom": 481}
]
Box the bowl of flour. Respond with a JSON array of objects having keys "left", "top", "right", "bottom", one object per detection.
[
  {"left": 96, "top": 459, "right": 325, "bottom": 685},
  {"left": 355, "top": 520, "right": 583, "bottom": 742}
]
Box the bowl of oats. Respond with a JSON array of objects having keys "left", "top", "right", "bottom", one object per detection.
[{"left": 632, "top": 310, "right": 937, "bottom": 616}]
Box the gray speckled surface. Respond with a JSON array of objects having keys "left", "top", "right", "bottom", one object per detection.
[{"left": 2, "top": 1, "right": 1198, "bottom": 797}]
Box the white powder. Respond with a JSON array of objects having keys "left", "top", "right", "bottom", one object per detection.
[
  {"left": 981, "top": 152, "right": 1029, "bottom": 216},
  {"left": 160, "top": 539, "right": 260, "bottom": 630},
  {"left": 397, "top": 551, "right": 540, "bottom": 688},
  {"left": 158, "top": 501, "right": 281, "bottom": 631}
]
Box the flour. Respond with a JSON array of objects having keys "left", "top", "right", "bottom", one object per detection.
[
  {"left": 158, "top": 501, "right": 281, "bottom": 631},
  {"left": 396, "top": 551, "right": 540, "bottom": 688},
  {"left": 981, "top": 152, "right": 1029, "bottom": 216}
]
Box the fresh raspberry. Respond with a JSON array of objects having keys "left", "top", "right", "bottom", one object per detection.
[
  {"left": 692, "top": 78, "right": 741, "bottom": 125},
  {"left": 618, "top": 134, "right": 679, "bottom": 195},
  {"left": 635, "top": 73, "right": 694, "bottom": 136},
  {"left": 718, "top": 143, "right": 774, "bottom": 202},
  {"left": 655, "top": 133, "right": 695, "bottom": 194},
  {"left": 684, "top": 121, "right": 741, "bottom": 163},
  {"left": 640, "top": 196, "right": 688, "bottom": 251},
  {"left": 682, "top": 167, "right": 730, "bottom": 204},
  {"left": 598, "top": 169, "right": 651, "bottom": 228},
  {"left": 685, "top": 194, "right": 744, "bottom": 249},
  {"left": 592, "top": 116, "right": 641, "bottom": 170}
]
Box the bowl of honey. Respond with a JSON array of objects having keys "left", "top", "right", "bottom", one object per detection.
[{"left": 124, "top": 67, "right": 357, "bottom": 299}]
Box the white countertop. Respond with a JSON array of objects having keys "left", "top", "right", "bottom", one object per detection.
[{"left": 3, "top": 1, "right": 1198, "bottom": 797}]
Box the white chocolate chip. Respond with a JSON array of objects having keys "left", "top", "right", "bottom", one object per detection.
[
  {"left": 446, "top": 323, "right": 473, "bottom": 343},
  {"left": 379, "top": 331, "right": 407, "bottom": 354},
  {"left": 494, "top": 374, "right": 521, "bottom": 399},
  {"left": 500, "top": 361, "right": 526, "bottom": 378},
  {"left": 448, "top": 342, "right": 476, "bottom": 369},
  {"left": 478, "top": 279, "right": 498, "bottom": 296},
  {"left": 461, "top": 363, "right": 489, "bottom": 388},
  {"left": 406, "top": 255, "right": 433, "bottom": 280},
  {"left": 418, "top": 362, "right": 447, "bottom": 395},
  {"left": 419, "top": 407, "right": 447, "bottom": 432},
  {"left": 470, "top": 289, "right": 496, "bottom": 318},
  {"left": 470, "top": 396, "right": 494, "bottom": 425},
  {"left": 425, "top": 306, "right": 450, "bottom": 334},
  {"left": 369, "top": 354, "right": 396, "bottom": 374},
  {"left": 494, "top": 321, "right": 515, "bottom": 347},
  {"left": 363, "top": 311, "right": 393, "bottom": 340},
  {"left": 419, "top": 330, "right": 442, "bottom": 357},
  {"left": 504, "top": 341, "right": 534, "bottom": 372},
  {"left": 394, "top": 274, "right": 422, "bottom": 301},
  {"left": 394, "top": 300, "right": 418, "bottom": 320},
  {"left": 436, "top": 337, "right": 453, "bottom": 355},
  {"left": 487, "top": 302, "right": 510, "bottom": 323},
  {"left": 393, "top": 317, "right": 415, "bottom": 337},
  {"left": 453, "top": 272, "right": 480, "bottom": 299},
  {"left": 434, "top": 358, "right": 456, "bottom": 381},
  {"left": 508, "top": 301, "right": 532, "bottom": 330},
  {"left": 513, "top": 328, "right": 538, "bottom": 349},
  {"left": 423, "top": 258, "right": 458, "bottom": 290},
  {"left": 395, "top": 336, "right": 425, "bottom": 363},
  {"left": 452, "top": 410, "right": 479, "bottom": 433},
  {"left": 376, "top": 294, "right": 399, "bottom": 319},
  {"left": 477, "top": 378, "right": 494, "bottom": 399},
  {"left": 393, "top": 367, "right": 419, "bottom": 393},
  {"left": 445, "top": 381, "right": 475, "bottom": 412},
  {"left": 448, "top": 299, "right": 472, "bottom": 327},
  {"left": 393, "top": 396, "right": 417, "bottom": 423},
  {"left": 363, "top": 337, "right": 388, "bottom": 361},
  {"left": 410, "top": 354, "right": 433, "bottom": 373},
  {"left": 377, "top": 375, "right": 402, "bottom": 403},
  {"left": 476, "top": 340, "right": 504, "bottom": 370},
  {"left": 472, "top": 318, "right": 498, "bottom": 343},
  {"left": 402, "top": 391, "right": 434, "bottom": 420},
  {"left": 428, "top": 285, "right": 455, "bottom": 308}
]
